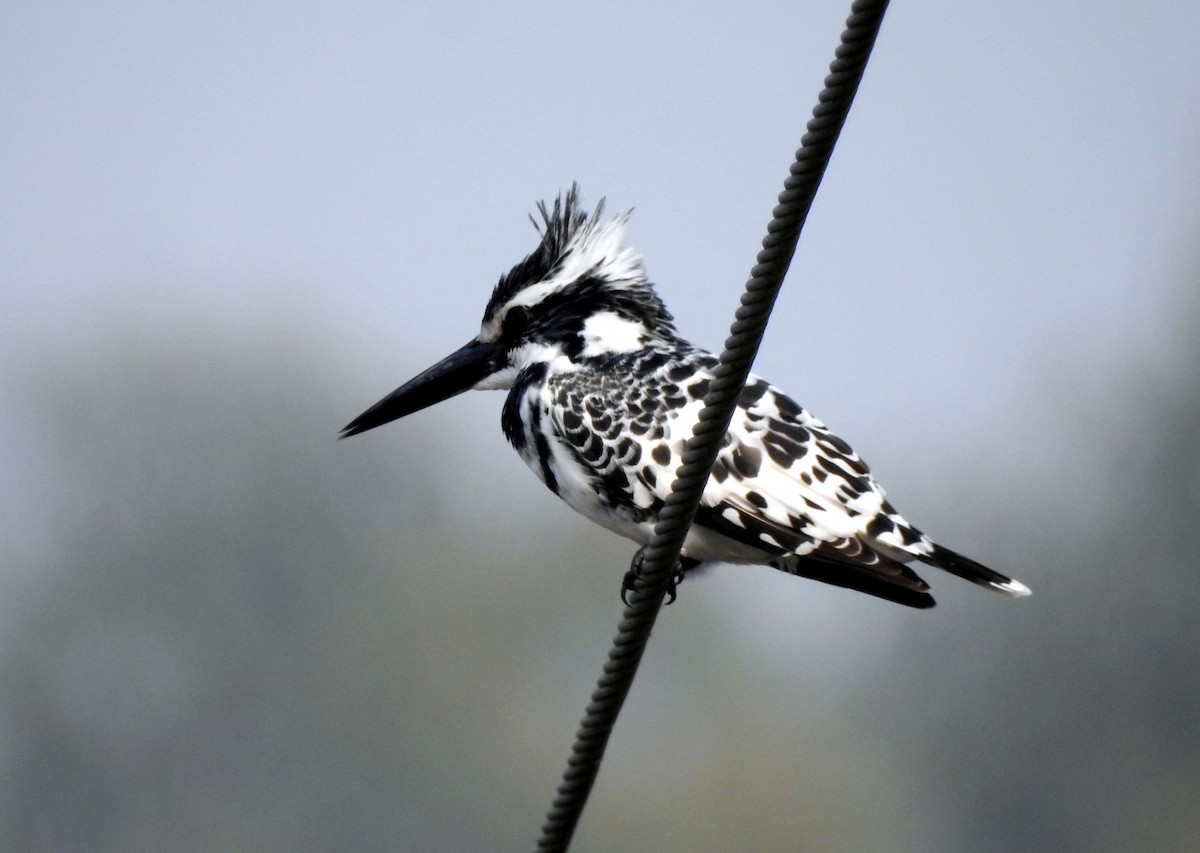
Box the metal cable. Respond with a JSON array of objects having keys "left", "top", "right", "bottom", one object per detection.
[{"left": 535, "top": 2, "right": 891, "bottom": 848}]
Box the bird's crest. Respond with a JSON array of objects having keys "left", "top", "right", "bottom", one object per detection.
[{"left": 480, "top": 185, "right": 675, "bottom": 344}]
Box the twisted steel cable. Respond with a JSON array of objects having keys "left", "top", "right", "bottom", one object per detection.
[{"left": 535, "top": 2, "right": 891, "bottom": 848}]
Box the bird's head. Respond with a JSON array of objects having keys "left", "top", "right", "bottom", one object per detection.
[{"left": 341, "top": 185, "right": 676, "bottom": 437}]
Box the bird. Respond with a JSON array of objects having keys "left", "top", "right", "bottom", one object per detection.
[{"left": 341, "top": 186, "right": 1031, "bottom": 609}]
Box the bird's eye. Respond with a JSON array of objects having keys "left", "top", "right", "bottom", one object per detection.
[{"left": 503, "top": 306, "right": 532, "bottom": 338}]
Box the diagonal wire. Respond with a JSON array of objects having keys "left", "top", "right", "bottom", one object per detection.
[{"left": 535, "top": 1, "right": 891, "bottom": 849}]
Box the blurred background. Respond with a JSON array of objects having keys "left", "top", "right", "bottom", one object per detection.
[{"left": 3, "top": 2, "right": 1199, "bottom": 851}]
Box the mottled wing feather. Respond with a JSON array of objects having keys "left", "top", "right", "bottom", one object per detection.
[
  {"left": 545, "top": 352, "right": 935, "bottom": 598},
  {"left": 692, "top": 502, "right": 930, "bottom": 593},
  {"left": 709, "top": 378, "right": 937, "bottom": 560}
]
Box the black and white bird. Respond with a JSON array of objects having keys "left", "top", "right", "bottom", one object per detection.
[{"left": 342, "top": 187, "right": 1030, "bottom": 609}]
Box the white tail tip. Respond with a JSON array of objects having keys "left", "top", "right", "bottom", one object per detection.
[{"left": 992, "top": 578, "right": 1032, "bottom": 597}]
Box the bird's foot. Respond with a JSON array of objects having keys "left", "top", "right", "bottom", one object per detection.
[
  {"left": 620, "top": 547, "right": 645, "bottom": 605},
  {"left": 621, "top": 550, "right": 697, "bottom": 606},
  {"left": 663, "top": 566, "right": 687, "bottom": 605}
]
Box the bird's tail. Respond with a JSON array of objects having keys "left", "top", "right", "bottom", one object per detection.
[
  {"left": 775, "top": 554, "right": 937, "bottom": 609},
  {"left": 922, "top": 544, "right": 1031, "bottom": 597}
]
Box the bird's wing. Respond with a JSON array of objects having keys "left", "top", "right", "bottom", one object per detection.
[
  {"left": 708, "top": 376, "right": 936, "bottom": 556},
  {"left": 696, "top": 375, "right": 1020, "bottom": 602},
  {"left": 692, "top": 376, "right": 934, "bottom": 594}
]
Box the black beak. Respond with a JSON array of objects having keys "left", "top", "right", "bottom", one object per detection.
[{"left": 340, "top": 338, "right": 505, "bottom": 438}]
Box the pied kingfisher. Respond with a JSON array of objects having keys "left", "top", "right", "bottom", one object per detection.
[{"left": 342, "top": 187, "right": 1030, "bottom": 608}]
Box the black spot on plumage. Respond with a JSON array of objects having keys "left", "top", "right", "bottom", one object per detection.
[
  {"left": 651, "top": 444, "right": 671, "bottom": 466},
  {"left": 804, "top": 497, "right": 823, "bottom": 511},
  {"left": 740, "top": 381, "right": 768, "bottom": 407},
  {"left": 731, "top": 444, "right": 762, "bottom": 478},
  {"left": 817, "top": 455, "right": 868, "bottom": 493},
  {"left": 849, "top": 456, "right": 870, "bottom": 475},
  {"left": 773, "top": 420, "right": 810, "bottom": 446},
  {"left": 580, "top": 436, "right": 605, "bottom": 464},
  {"left": 842, "top": 471, "right": 870, "bottom": 495},
  {"left": 591, "top": 413, "right": 612, "bottom": 432},
  {"left": 819, "top": 432, "right": 854, "bottom": 456},
  {"left": 667, "top": 363, "right": 692, "bottom": 382},
  {"left": 746, "top": 491, "right": 768, "bottom": 509},
  {"left": 641, "top": 466, "right": 656, "bottom": 488},
  {"left": 664, "top": 392, "right": 687, "bottom": 410},
  {"left": 562, "top": 409, "right": 583, "bottom": 431},
  {"left": 773, "top": 393, "right": 801, "bottom": 420},
  {"left": 900, "top": 524, "right": 923, "bottom": 546},
  {"left": 761, "top": 440, "right": 786, "bottom": 467},
  {"left": 800, "top": 471, "right": 812, "bottom": 486},
  {"left": 866, "top": 514, "right": 896, "bottom": 537},
  {"left": 688, "top": 378, "right": 710, "bottom": 400},
  {"left": 816, "top": 454, "right": 844, "bottom": 476},
  {"left": 639, "top": 350, "right": 671, "bottom": 372},
  {"left": 762, "top": 433, "right": 802, "bottom": 467}
]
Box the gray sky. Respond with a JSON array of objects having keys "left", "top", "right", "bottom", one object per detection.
[{"left": 5, "top": 1, "right": 1198, "bottom": 550}]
